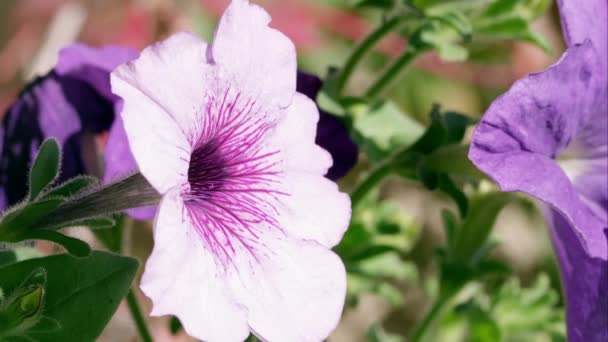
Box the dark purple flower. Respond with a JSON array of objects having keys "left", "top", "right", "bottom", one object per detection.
[
  {"left": 296, "top": 72, "right": 358, "bottom": 180},
  {"left": 0, "top": 44, "right": 155, "bottom": 219},
  {"left": 469, "top": 0, "right": 607, "bottom": 340}
]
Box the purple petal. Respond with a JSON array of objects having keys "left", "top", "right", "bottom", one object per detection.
[
  {"left": 104, "top": 111, "right": 156, "bottom": 219},
  {"left": 0, "top": 44, "right": 154, "bottom": 220},
  {"left": 557, "top": 0, "right": 607, "bottom": 62},
  {"left": 470, "top": 42, "right": 607, "bottom": 258},
  {"left": 0, "top": 72, "right": 113, "bottom": 205},
  {"left": 296, "top": 72, "right": 358, "bottom": 180},
  {"left": 470, "top": 38, "right": 608, "bottom": 340},
  {"left": 56, "top": 43, "right": 139, "bottom": 100},
  {"left": 548, "top": 210, "right": 608, "bottom": 342}
]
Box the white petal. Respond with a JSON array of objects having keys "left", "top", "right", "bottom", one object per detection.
[
  {"left": 141, "top": 189, "right": 250, "bottom": 342},
  {"left": 110, "top": 33, "right": 216, "bottom": 193},
  {"left": 211, "top": 0, "right": 296, "bottom": 110},
  {"left": 280, "top": 173, "right": 351, "bottom": 248},
  {"left": 229, "top": 237, "right": 347, "bottom": 342},
  {"left": 272, "top": 93, "right": 333, "bottom": 174},
  {"left": 113, "top": 32, "right": 214, "bottom": 138},
  {"left": 111, "top": 72, "right": 190, "bottom": 193}
]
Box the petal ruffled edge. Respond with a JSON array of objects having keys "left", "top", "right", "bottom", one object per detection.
[
  {"left": 211, "top": 0, "right": 297, "bottom": 110},
  {"left": 546, "top": 209, "right": 608, "bottom": 341},
  {"left": 469, "top": 42, "right": 608, "bottom": 259},
  {"left": 56, "top": 43, "right": 139, "bottom": 100},
  {"left": 228, "top": 236, "right": 347, "bottom": 342},
  {"left": 141, "top": 188, "right": 250, "bottom": 342}
]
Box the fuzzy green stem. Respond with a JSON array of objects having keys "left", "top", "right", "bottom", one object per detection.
[
  {"left": 126, "top": 289, "right": 153, "bottom": 342},
  {"left": 334, "top": 16, "right": 403, "bottom": 96},
  {"left": 43, "top": 172, "right": 160, "bottom": 227},
  {"left": 350, "top": 160, "right": 394, "bottom": 208},
  {"left": 366, "top": 47, "right": 426, "bottom": 99}
]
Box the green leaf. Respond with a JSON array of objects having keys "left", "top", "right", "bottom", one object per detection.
[
  {"left": 441, "top": 209, "right": 458, "bottom": 247},
  {"left": 0, "top": 251, "right": 138, "bottom": 341},
  {"left": 450, "top": 192, "right": 512, "bottom": 264},
  {"left": 0, "top": 199, "right": 64, "bottom": 242},
  {"left": 474, "top": 16, "right": 551, "bottom": 52},
  {"left": 489, "top": 274, "right": 565, "bottom": 340},
  {"left": 467, "top": 303, "right": 502, "bottom": 342},
  {"left": 0, "top": 268, "right": 47, "bottom": 337},
  {"left": 355, "top": 252, "right": 418, "bottom": 282},
  {"left": 317, "top": 89, "right": 347, "bottom": 117},
  {"left": 169, "top": 316, "right": 182, "bottom": 335},
  {"left": 356, "top": 0, "right": 395, "bottom": 9},
  {"left": 24, "top": 230, "right": 91, "bottom": 258},
  {"left": 0, "top": 248, "right": 42, "bottom": 268},
  {"left": 437, "top": 174, "right": 468, "bottom": 216},
  {"left": 29, "top": 139, "right": 61, "bottom": 201},
  {"left": 44, "top": 217, "right": 116, "bottom": 232},
  {"left": 368, "top": 324, "right": 404, "bottom": 342},
  {"left": 353, "top": 100, "right": 425, "bottom": 159},
  {"left": 41, "top": 176, "right": 98, "bottom": 200},
  {"left": 442, "top": 111, "right": 475, "bottom": 143},
  {"left": 418, "top": 16, "right": 470, "bottom": 62},
  {"left": 91, "top": 216, "right": 123, "bottom": 253}
]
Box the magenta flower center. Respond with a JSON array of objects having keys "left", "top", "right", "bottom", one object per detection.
[
  {"left": 182, "top": 91, "right": 287, "bottom": 268},
  {"left": 187, "top": 140, "right": 228, "bottom": 197}
]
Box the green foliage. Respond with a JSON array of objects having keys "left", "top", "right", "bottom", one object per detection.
[
  {"left": 440, "top": 274, "right": 565, "bottom": 341},
  {"left": 491, "top": 275, "right": 565, "bottom": 340},
  {"left": 0, "top": 251, "right": 138, "bottom": 341},
  {"left": 169, "top": 316, "right": 183, "bottom": 335},
  {"left": 368, "top": 323, "right": 405, "bottom": 342},
  {"left": 0, "top": 248, "right": 42, "bottom": 268},
  {"left": 386, "top": 107, "right": 477, "bottom": 216},
  {"left": 0, "top": 268, "right": 47, "bottom": 337},
  {"left": 41, "top": 176, "right": 98, "bottom": 200},
  {"left": 355, "top": 0, "right": 395, "bottom": 9},
  {"left": 336, "top": 194, "right": 419, "bottom": 306},
  {"left": 28, "top": 139, "right": 61, "bottom": 201},
  {"left": 352, "top": 100, "right": 425, "bottom": 159},
  {"left": 0, "top": 139, "right": 115, "bottom": 257}
]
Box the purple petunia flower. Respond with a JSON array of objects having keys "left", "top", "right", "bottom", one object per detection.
[
  {"left": 296, "top": 72, "right": 358, "bottom": 180},
  {"left": 469, "top": 0, "right": 607, "bottom": 340},
  {"left": 111, "top": 1, "right": 351, "bottom": 340},
  {"left": 0, "top": 44, "right": 157, "bottom": 219}
]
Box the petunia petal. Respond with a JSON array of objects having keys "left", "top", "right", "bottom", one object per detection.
[
  {"left": 296, "top": 72, "right": 358, "bottom": 180},
  {"left": 103, "top": 111, "right": 156, "bottom": 219},
  {"left": 557, "top": 0, "right": 607, "bottom": 74},
  {"left": 272, "top": 93, "right": 332, "bottom": 174},
  {"left": 111, "top": 32, "right": 214, "bottom": 141},
  {"left": 111, "top": 39, "right": 201, "bottom": 193},
  {"left": 141, "top": 188, "right": 249, "bottom": 342},
  {"left": 229, "top": 236, "right": 347, "bottom": 342},
  {"left": 211, "top": 0, "right": 296, "bottom": 110},
  {"left": 469, "top": 42, "right": 608, "bottom": 259},
  {"left": 56, "top": 44, "right": 139, "bottom": 100},
  {"left": 547, "top": 210, "right": 608, "bottom": 342},
  {"left": 280, "top": 173, "right": 351, "bottom": 248}
]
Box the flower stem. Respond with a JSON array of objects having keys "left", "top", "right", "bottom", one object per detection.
[
  {"left": 334, "top": 16, "right": 403, "bottom": 96},
  {"left": 365, "top": 46, "right": 426, "bottom": 99},
  {"left": 410, "top": 295, "right": 450, "bottom": 342},
  {"left": 43, "top": 172, "right": 160, "bottom": 227},
  {"left": 126, "top": 289, "right": 153, "bottom": 342},
  {"left": 350, "top": 160, "right": 394, "bottom": 208}
]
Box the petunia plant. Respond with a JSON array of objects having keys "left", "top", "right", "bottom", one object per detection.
[{"left": 0, "top": 0, "right": 605, "bottom": 341}]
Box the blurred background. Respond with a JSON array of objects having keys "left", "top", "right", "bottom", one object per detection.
[{"left": 0, "top": 0, "right": 568, "bottom": 341}]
